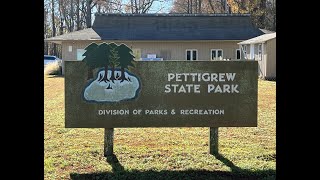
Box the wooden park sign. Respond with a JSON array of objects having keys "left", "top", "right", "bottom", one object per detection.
[{"left": 65, "top": 42, "right": 258, "bottom": 155}]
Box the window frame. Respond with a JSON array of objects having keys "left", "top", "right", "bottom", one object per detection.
[
  {"left": 236, "top": 49, "right": 241, "bottom": 60},
  {"left": 211, "top": 49, "right": 223, "bottom": 60},
  {"left": 185, "top": 49, "right": 198, "bottom": 61},
  {"left": 257, "top": 44, "right": 262, "bottom": 60}
]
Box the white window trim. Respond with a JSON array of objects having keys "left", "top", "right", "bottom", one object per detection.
[
  {"left": 257, "top": 44, "right": 262, "bottom": 61},
  {"left": 236, "top": 49, "right": 241, "bottom": 60},
  {"left": 185, "top": 49, "right": 198, "bottom": 61},
  {"left": 250, "top": 44, "right": 255, "bottom": 60},
  {"left": 210, "top": 49, "right": 223, "bottom": 60}
]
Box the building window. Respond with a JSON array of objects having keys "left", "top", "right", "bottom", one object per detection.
[
  {"left": 236, "top": 49, "right": 241, "bottom": 60},
  {"left": 258, "top": 44, "right": 262, "bottom": 60},
  {"left": 211, "top": 49, "right": 223, "bottom": 60},
  {"left": 76, "top": 49, "right": 86, "bottom": 60},
  {"left": 68, "top": 46, "right": 72, "bottom": 52},
  {"left": 186, "top": 49, "right": 198, "bottom": 61}
]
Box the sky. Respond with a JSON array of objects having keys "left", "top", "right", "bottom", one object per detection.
[
  {"left": 91, "top": 0, "right": 174, "bottom": 23},
  {"left": 148, "top": 0, "right": 174, "bottom": 13}
]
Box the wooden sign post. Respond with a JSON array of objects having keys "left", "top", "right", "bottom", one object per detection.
[
  {"left": 104, "top": 128, "right": 114, "bottom": 157},
  {"left": 209, "top": 127, "right": 219, "bottom": 155},
  {"left": 65, "top": 42, "right": 258, "bottom": 157}
]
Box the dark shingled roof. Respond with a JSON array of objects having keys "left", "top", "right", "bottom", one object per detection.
[{"left": 46, "top": 13, "right": 264, "bottom": 41}]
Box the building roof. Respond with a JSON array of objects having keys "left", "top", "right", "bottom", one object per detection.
[
  {"left": 238, "top": 32, "right": 276, "bottom": 44},
  {"left": 45, "top": 13, "right": 264, "bottom": 42},
  {"left": 259, "top": 28, "right": 275, "bottom": 34},
  {"left": 45, "top": 28, "right": 101, "bottom": 42}
]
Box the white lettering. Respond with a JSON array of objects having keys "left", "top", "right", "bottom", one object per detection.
[
  {"left": 211, "top": 73, "right": 218, "bottom": 82},
  {"left": 223, "top": 84, "right": 230, "bottom": 93},
  {"left": 164, "top": 84, "right": 171, "bottom": 93},
  {"left": 208, "top": 84, "right": 215, "bottom": 93},
  {"left": 178, "top": 85, "right": 186, "bottom": 93},
  {"left": 231, "top": 84, "right": 239, "bottom": 93},
  {"left": 194, "top": 85, "right": 201, "bottom": 93},
  {"left": 176, "top": 73, "right": 182, "bottom": 82},
  {"left": 226, "top": 73, "right": 236, "bottom": 81},
  {"left": 168, "top": 73, "right": 175, "bottom": 81},
  {"left": 219, "top": 73, "right": 225, "bottom": 82},
  {"left": 202, "top": 73, "right": 210, "bottom": 82}
]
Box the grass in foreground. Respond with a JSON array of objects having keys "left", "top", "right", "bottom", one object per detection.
[{"left": 44, "top": 76, "right": 276, "bottom": 180}]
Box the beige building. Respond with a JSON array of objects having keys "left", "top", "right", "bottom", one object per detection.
[
  {"left": 238, "top": 32, "right": 276, "bottom": 80},
  {"left": 45, "top": 13, "right": 265, "bottom": 74}
]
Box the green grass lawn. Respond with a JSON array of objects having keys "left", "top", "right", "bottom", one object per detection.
[{"left": 44, "top": 76, "right": 276, "bottom": 180}]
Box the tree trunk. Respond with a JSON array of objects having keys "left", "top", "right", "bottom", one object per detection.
[
  {"left": 103, "top": 65, "right": 109, "bottom": 82},
  {"left": 134, "top": 0, "right": 138, "bottom": 13},
  {"left": 120, "top": 67, "right": 127, "bottom": 82},
  {"left": 51, "top": 0, "right": 56, "bottom": 56},
  {"left": 98, "top": 3, "right": 101, "bottom": 13},
  {"left": 273, "top": 13, "right": 276, "bottom": 31},
  {"left": 260, "top": 0, "right": 266, "bottom": 28},
  {"left": 130, "top": 0, "right": 134, "bottom": 13},
  {"left": 76, "top": 0, "right": 80, "bottom": 30},
  {"left": 70, "top": 0, "right": 74, "bottom": 32},
  {"left": 86, "top": 0, "right": 92, "bottom": 28},
  {"left": 110, "top": 66, "right": 115, "bottom": 83},
  {"left": 195, "top": 0, "right": 197, "bottom": 13},
  {"left": 198, "top": 0, "right": 201, "bottom": 13},
  {"left": 60, "top": 18, "right": 63, "bottom": 35}
]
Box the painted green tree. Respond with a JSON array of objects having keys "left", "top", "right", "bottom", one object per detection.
[
  {"left": 117, "top": 43, "right": 135, "bottom": 82},
  {"left": 82, "top": 43, "right": 98, "bottom": 80},
  {"left": 95, "top": 43, "right": 111, "bottom": 82},
  {"left": 108, "top": 43, "right": 120, "bottom": 83},
  {"left": 82, "top": 42, "right": 111, "bottom": 82},
  {"left": 82, "top": 42, "right": 136, "bottom": 83}
]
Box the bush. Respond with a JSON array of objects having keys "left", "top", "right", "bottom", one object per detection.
[{"left": 44, "top": 61, "right": 62, "bottom": 75}]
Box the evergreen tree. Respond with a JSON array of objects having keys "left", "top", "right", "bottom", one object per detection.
[
  {"left": 108, "top": 43, "right": 120, "bottom": 83},
  {"left": 117, "top": 44, "right": 135, "bottom": 82},
  {"left": 82, "top": 43, "right": 98, "bottom": 80}
]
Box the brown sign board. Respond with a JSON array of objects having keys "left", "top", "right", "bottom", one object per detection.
[{"left": 65, "top": 60, "right": 257, "bottom": 128}]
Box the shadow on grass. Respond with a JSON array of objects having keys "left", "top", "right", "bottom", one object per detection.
[
  {"left": 70, "top": 153, "right": 275, "bottom": 180},
  {"left": 106, "top": 154, "right": 124, "bottom": 172}
]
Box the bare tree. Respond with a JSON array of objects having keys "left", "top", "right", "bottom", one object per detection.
[
  {"left": 76, "top": 0, "right": 81, "bottom": 30},
  {"left": 125, "top": 0, "right": 156, "bottom": 13},
  {"left": 171, "top": 0, "right": 276, "bottom": 31},
  {"left": 51, "top": 0, "right": 57, "bottom": 56},
  {"left": 171, "top": 0, "right": 205, "bottom": 13},
  {"left": 44, "top": 6, "right": 49, "bottom": 55},
  {"left": 83, "top": 0, "right": 98, "bottom": 28}
]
